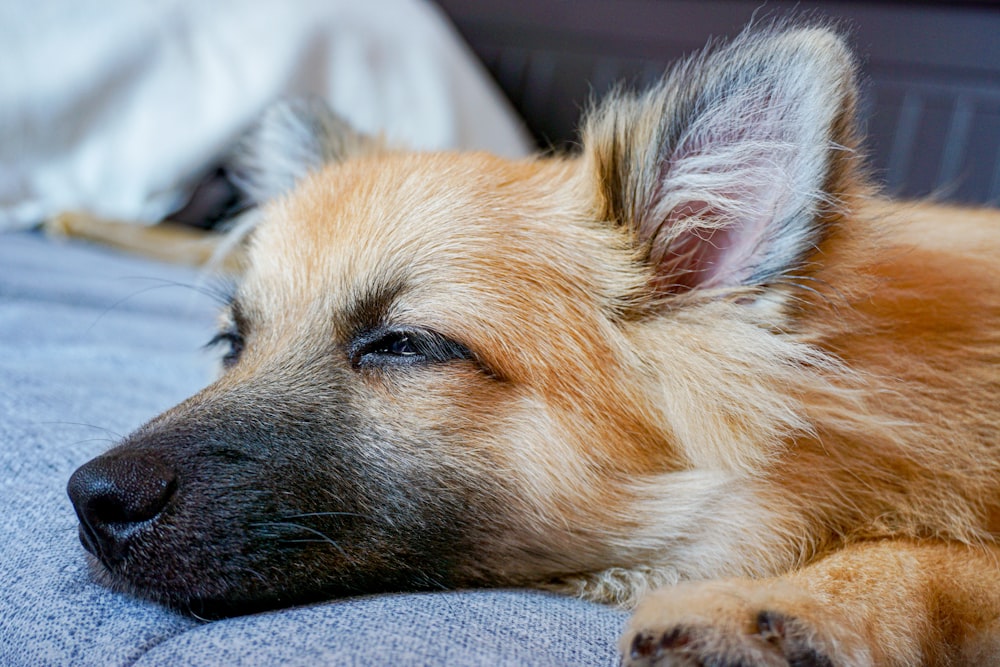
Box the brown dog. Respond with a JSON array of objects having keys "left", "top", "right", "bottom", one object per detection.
[{"left": 67, "top": 25, "right": 1000, "bottom": 666}]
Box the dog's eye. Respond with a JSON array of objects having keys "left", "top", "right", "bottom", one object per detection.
[
  {"left": 351, "top": 329, "right": 470, "bottom": 369},
  {"left": 206, "top": 330, "right": 245, "bottom": 368},
  {"left": 383, "top": 334, "right": 419, "bottom": 357}
]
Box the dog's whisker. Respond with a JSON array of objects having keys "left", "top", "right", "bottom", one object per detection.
[
  {"left": 250, "top": 521, "right": 349, "bottom": 559},
  {"left": 42, "top": 421, "right": 124, "bottom": 440},
  {"left": 185, "top": 603, "right": 212, "bottom": 623},
  {"left": 415, "top": 571, "right": 449, "bottom": 592},
  {"left": 275, "top": 511, "right": 372, "bottom": 521},
  {"left": 69, "top": 437, "right": 118, "bottom": 447},
  {"left": 86, "top": 283, "right": 198, "bottom": 334},
  {"left": 114, "top": 275, "right": 236, "bottom": 306},
  {"left": 85, "top": 276, "right": 234, "bottom": 334},
  {"left": 242, "top": 567, "right": 270, "bottom": 586}
]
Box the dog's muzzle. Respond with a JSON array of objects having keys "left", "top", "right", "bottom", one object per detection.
[{"left": 67, "top": 452, "right": 176, "bottom": 569}]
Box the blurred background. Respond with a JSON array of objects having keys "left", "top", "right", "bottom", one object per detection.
[
  {"left": 3, "top": 0, "right": 999, "bottom": 234},
  {"left": 437, "top": 0, "right": 1000, "bottom": 205}
]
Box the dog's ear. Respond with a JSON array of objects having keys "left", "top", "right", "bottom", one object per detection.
[
  {"left": 232, "top": 97, "right": 375, "bottom": 204},
  {"left": 583, "top": 26, "right": 861, "bottom": 297}
]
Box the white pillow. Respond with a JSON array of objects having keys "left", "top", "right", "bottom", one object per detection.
[{"left": 0, "top": 0, "right": 533, "bottom": 230}]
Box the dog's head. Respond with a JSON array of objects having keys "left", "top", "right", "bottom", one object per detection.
[{"left": 68, "top": 26, "right": 863, "bottom": 614}]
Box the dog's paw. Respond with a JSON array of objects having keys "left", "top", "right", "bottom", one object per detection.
[
  {"left": 619, "top": 580, "right": 862, "bottom": 667},
  {"left": 622, "top": 609, "right": 830, "bottom": 667}
]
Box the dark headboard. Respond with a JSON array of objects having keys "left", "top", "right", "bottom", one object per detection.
[{"left": 435, "top": 0, "right": 1000, "bottom": 205}]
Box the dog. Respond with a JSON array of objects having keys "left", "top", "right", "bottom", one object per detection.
[{"left": 66, "top": 25, "right": 1000, "bottom": 666}]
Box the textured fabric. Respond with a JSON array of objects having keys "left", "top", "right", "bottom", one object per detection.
[
  {"left": 0, "top": 0, "right": 532, "bottom": 230},
  {"left": 0, "top": 232, "right": 627, "bottom": 665}
]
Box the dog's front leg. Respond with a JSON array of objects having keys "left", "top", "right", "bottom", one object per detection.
[{"left": 620, "top": 540, "right": 1000, "bottom": 667}]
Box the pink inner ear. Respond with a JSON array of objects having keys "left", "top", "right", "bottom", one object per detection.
[{"left": 645, "top": 197, "right": 769, "bottom": 295}]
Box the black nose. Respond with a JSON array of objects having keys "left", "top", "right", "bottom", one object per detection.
[{"left": 67, "top": 453, "right": 176, "bottom": 567}]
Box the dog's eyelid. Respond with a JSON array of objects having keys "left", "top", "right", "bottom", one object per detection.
[
  {"left": 349, "top": 327, "right": 472, "bottom": 369},
  {"left": 206, "top": 326, "right": 245, "bottom": 368},
  {"left": 228, "top": 297, "right": 251, "bottom": 336}
]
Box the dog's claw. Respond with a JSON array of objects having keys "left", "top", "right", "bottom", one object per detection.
[
  {"left": 629, "top": 632, "right": 657, "bottom": 660},
  {"left": 628, "top": 627, "right": 694, "bottom": 665},
  {"left": 756, "top": 610, "right": 785, "bottom": 644}
]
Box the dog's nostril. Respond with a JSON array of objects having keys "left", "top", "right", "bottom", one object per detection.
[{"left": 67, "top": 453, "right": 176, "bottom": 565}]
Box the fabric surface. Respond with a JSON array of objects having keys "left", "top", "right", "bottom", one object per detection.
[
  {"left": 0, "top": 0, "right": 533, "bottom": 230},
  {"left": 0, "top": 231, "right": 626, "bottom": 665}
]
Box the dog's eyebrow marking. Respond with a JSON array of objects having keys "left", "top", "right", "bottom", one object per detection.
[{"left": 344, "top": 278, "right": 408, "bottom": 333}]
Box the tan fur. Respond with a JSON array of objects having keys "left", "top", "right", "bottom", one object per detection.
[{"left": 65, "top": 26, "right": 1000, "bottom": 666}]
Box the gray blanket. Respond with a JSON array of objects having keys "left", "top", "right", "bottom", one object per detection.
[{"left": 0, "top": 231, "right": 625, "bottom": 666}]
